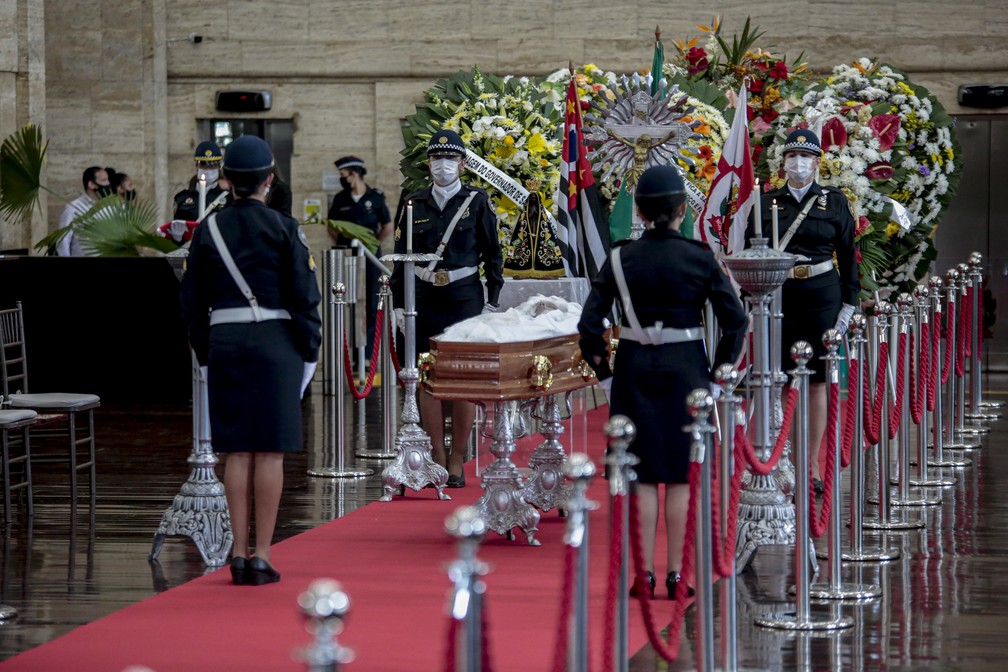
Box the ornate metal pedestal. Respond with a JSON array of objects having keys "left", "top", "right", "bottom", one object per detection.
[
  {"left": 0, "top": 605, "right": 16, "bottom": 622},
  {"left": 150, "top": 357, "right": 232, "bottom": 567},
  {"left": 379, "top": 250, "right": 449, "bottom": 502},
  {"left": 724, "top": 238, "right": 801, "bottom": 572},
  {"left": 477, "top": 401, "right": 541, "bottom": 545},
  {"left": 520, "top": 394, "right": 573, "bottom": 513}
]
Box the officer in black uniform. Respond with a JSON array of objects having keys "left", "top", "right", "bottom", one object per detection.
[
  {"left": 173, "top": 140, "right": 232, "bottom": 221},
  {"left": 390, "top": 129, "right": 504, "bottom": 488},
  {"left": 579, "top": 164, "right": 746, "bottom": 599},
  {"left": 746, "top": 128, "right": 859, "bottom": 489},
  {"left": 328, "top": 156, "right": 392, "bottom": 362},
  {"left": 180, "top": 134, "right": 322, "bottom": 585}
]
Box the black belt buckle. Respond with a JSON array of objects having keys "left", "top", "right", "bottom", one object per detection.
[{"left": 433, "top": 270, "right": 450, "bottom": 286}]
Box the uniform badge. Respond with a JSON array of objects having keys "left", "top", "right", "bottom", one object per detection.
[
  {"left": 818, "top": 194, "right": 828, "bottom": 209},
  {"left": 463, "top": 208, "right": 470, "bottom": 218},
  {"left": 297, "top": 226, "right": 311, "bottom": 250},
  {"left": 365, "top": 200, "right": 372, "bottom": 209},
  {"left": 184, "top": 197, "right": 194, "bottom": 205}
]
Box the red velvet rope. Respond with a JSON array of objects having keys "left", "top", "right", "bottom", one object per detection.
[
  {"left": 387, "top": 314, "right": 406, "bottom": 388},
  {"left": 734, "top": 385, "right": 800, "bottom": 476},
  {"left": 927, "top": 317, "right": 940, "bottom": 412},
  {"left": 840, "top": 357, "right": 859, "bottom": 469},
  {"left": 911, "top": 324, "right": 929, "bottom": 425},
  {"left": 965, "top": 286, "right": 973, "bottom": 358},
  {"left": 342, "top": 307, "right": 384, "bottom": 400},
  {"left": 956, "top": 292, "right": 967, "bottom": 377},
  {"left": 943, "top": 301, "right": 954, "bottom": 385},
  {"left": 627, "top": 466, "right": 700, "bottom": 662},
  {"left": 709, "top": 436, "right": 748, "bottom": 579},
  {"left": 809, "top": 381, "right": 841, "bottom": 538},
  {"left": 551, "top": 543, "right": 578, "bottom": 672},
  {"left": 889, "top": 333, "right": 908, "bottom": 440},
  {"left": 602, "top": 493, "right": 625, "bottom": 672},
  {"left": 979, "top": 283, "right": 985, "bottom": 357},
  {"left": 863, "top": 340, "right": 889, "bottom": 446}
]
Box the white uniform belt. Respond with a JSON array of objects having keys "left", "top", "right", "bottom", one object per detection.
[
  {"left": 415, "top": 266, "right": 478, "bottom": 287},
  {"left": 619, "top": 324, "right": 704, "bottom": 346},
  {"left": 787, "top": 260, "right": 835, "bottom": 280},
  {"left": 209, "top": 307, "right": 292, "bottom": 325}
]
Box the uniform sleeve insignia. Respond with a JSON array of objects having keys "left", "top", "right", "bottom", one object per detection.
[
  {"left": 297, "top": 226, "right": 311, "bottom": 250},
  {"left": 308, "top": 253, "right": 317, "bottom": 272},
  {"left": 184, "top": 197, "right": 194, "bottom": 205},
  {"left": 394, "top": 227, "right": 401, "bottom": 241}
]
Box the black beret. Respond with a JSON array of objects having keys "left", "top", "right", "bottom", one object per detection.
[
  {"left": 194, "top": 140, "right": 223, "bottom": 162},
  {"left": 782, "top": 129, "right": 821, "bottom": 155},
  {"left": 427, "top": 129, "right": 466, "bottom": 156},
  {"left": 634, "top": 165, "right": 687, "bottom": 219},
  {"left": 223, "top": 135, "right": 274, "bottom": 172}
]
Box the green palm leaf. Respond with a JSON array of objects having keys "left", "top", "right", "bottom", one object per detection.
[
  {"left": 35, "top": 195, "right": 177, "bottom": 256},
  {"left": 320, "top": 219, "right": 380, "bottom": 254},
  {"left": 0, "top": 123, "right": 48, "bottom": 226}
]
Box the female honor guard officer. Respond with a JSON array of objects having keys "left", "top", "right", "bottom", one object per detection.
[
  {"left": 578, "top": 165, "right": 747, "bottom": 598},
  {"left": 390, "top": 129, "right": 504, "bottom": 488},
  {"left": 180, "top": 135, "right": 322, "bottom": 585},
  {"left": 746, "top": 129, "right": 858, "bottom": 490}
]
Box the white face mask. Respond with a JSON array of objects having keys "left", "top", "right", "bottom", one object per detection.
[
  {"left": 784, "top": 155, "right": 818, "bottom": 184},
  {"left": 429, "top": 158, "right": 461, "bottom": 187},
  {"left": 200, "top": 168, "right": 220, "bottom": 186}
]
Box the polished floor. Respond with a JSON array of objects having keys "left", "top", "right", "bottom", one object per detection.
[{"left": 2, "top": 379, "right": 1008, "bottom": 670}]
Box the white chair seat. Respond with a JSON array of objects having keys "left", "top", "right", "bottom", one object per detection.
[
  {"left": 8, "top": 393, "right": 101, "bottom": 411},
  {"left": 0, "top": 408, "right": 38, "bottom": 425}
]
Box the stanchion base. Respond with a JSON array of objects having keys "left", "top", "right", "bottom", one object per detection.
[
  {"left": 754, "top": 610, "right": 853, "bottom": 631},
  {"left": 354, "top": 449, "right": 397, "bottom": 459},
  {"left": 965, "top": 411, "right": 1001, "bottom": 422},
  {"left": 308, "top": 467, "right": 374, "bottom": 478},
  {"left": 0, "top": 605, "right": 16, "bottom": 621},
  {"left": 889, "top": 494, "right": 941, "bottom": 507},
  {"left": 956, "top": 425, "right": 991, "bottom": 436},
  {"left": 841, "top": 546, "right": 901, "bottom": 562},
  {"left": 860, "top": 513, "right": 924, "bottom": 530},
  {"left": 979, "top": 400, "right": 1005, "bottom": 409},
  {"left": 908, "top": 476, "right": 956, "bottom": 488},
  {"left": 805, "top": 581, "right": 882, "bottom": 601},
  {"left": 916, "top": 453, "right": 973, "bottom": 468},
  {"left": 944, "top": 439, "right": 981, "bottom": 451}
]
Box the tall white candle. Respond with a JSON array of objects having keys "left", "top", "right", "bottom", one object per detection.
[
  {"left": 197, "top": 174, "right": 207, "bottom": 220},
  {"left": 753, "top": 178, "right": 762, "bottom": 239},
  {"left": 772, "top": 199, "right": 779, "bottom": 250},
  {"left": 406, "top": 201, "right": 413, "bottom": 253}
]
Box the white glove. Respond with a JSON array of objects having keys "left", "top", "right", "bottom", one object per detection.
[
  {"left": 835, "top": 303, "right": 856, "bottom": 336},
  {"left": 300, "top": 361, "right": 317, "bottom": 397},
  {"left": 481, "top": 303, "right": 498, "bottom": 315},
  {"left": 167, "top": 219, "right": 188, "bottom": 242},
  {"left": 599, "top": 377, "right": 613, "bottom": 404},
  {"left": 393, "top": 308, "right": 405, "bottom": 332}
]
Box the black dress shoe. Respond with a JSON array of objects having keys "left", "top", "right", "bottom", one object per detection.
[
  {"left": 247, "top": 556, "right": 281, "bottom": 585},
  {"left": 446, "top": 474, "right": 466, "bottom": 488},
  {"left": 230, "top": 557, "right": 248, "bottom": 586},
  {"left": 666, "top": 571, "right": 695, "bottom": 600},
  {"left": 629, "top": 571, "right": 656, "bottom": 599}
]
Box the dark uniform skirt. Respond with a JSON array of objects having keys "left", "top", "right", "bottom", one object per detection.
[
  {"left": 780, "top": 272, "right": 841, "bottom": 383},
  {"left": 207, "top": 320, "right": 303, "bottom": 453},
  {"left": 610, "top": 339, "right": 711, "bottom": 484}
]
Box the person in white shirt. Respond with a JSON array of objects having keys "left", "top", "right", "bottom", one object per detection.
[{"left": 57, "top": 166, "right": 111, "bottom": 257}]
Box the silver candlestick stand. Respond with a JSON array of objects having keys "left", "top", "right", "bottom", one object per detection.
[
  {"left": 723, "top": 238, "right": 800, "bottom": 572},
  {"left": 150, "top": 353, "right": 232, "bottom": 567},
  {"left": 379, "top": 250, "right": 449, "bottom": 501}
]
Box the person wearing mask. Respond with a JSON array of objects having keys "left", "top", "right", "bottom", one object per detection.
[
  {"left": 57, "top": 166, "right": 111, "bottom": 257},
  {"left": 180, "top": 135, "right": 322, "bottom": 585},
  {"left": 390, "top": 130, "right": 504, "bottom": 488},
  {"left": 746, "top": 129, "right": 859, "bottom": 493},
  {"left": 173, "top": 140, "right": 230, "bottom": 222},
  {"left": 107, "top": 168, "right": 136, "bottom": 201},
  {"left": 328, "top": 156, "right": 392, "bottom": 364},
  {"left": 265, "top": 167, "right": 293, "bottom": 217},
  {"left": 579, "top": 165, "right": 747, "bottom": 599}
]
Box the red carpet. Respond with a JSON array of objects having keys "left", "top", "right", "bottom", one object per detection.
[{"left": 0, "top": 407, "right": 686, "bottom": 671}]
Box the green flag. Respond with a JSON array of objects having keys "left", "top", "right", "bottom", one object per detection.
[
  {"left": 609, "top": 182, "right": 633, "bottom": 243},
  {"left": 650, "top": 28, "right": 664, "bottom": 95},
  {"left": 679, "top": 206, "right": 696, "bottom": 239}
]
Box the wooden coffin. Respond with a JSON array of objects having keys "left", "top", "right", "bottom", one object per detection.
[{"left": 422, "top": 333, "right": 595, "bottom": 401}]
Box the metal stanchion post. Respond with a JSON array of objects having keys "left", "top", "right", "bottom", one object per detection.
[
  {"left": 714, "top": 365, "right": 740, "bottom": 672},
  {"left": 686, "top": 390, "right": 717, "bottom": 671},
  {"left": 322, "top": 249, "right": 343, "bottom": 396},
  {"left": 445, "top": 506, "right": 489, "bottom": 672},
  {"left": 890, "top": 293, "right": 939, "bottom": 507},
  {"left": 809, "top": 330, "right": 882, "bottom": 600},
  {"left": 965, "top": 252, "right": 1001, "bottom": 419},
  {"left": 953, "top": 263, "right": 989, "bottom": 439},
  {"left": 943, "top": 269, "right": 979, "bottom": 450},
  {"left": 756, "top": 342, "right": 851, "bottom": 631},
  {"left": 309, "top": 283, "right": 373, "bottom": 480},
  {"left": 298, "top": 579, "right": 355, "bottom": 671},
  {"left": 604, "top": 417, "right": 637, "bottom": 672},
  {"left": 927, "top": 277, "right": 971, "bottom": 468},
  {"left": 562, "top": 454, "right": 597, "bottom": 672},
  {"left": 843, "top": 315, "right": 899, "bottom": 562},
  {"left": 910, "top": 285, "right": 955, "bottom": 487},
  {"left": 354, "top": 276, "right": 397, "bottom": 460},
  {"left": 864, "top": 303, "right": 924, "bottom": 529}
]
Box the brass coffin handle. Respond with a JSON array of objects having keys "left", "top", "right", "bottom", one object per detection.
[
  {"left": 530, "top": 354, "right": 553, "bottom": 392},
  {"left": 417, "top": 352, "right": 436, "bottom": 384}
]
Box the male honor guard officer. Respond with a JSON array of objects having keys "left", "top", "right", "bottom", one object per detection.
[
  {"left": 391, "top": 129, "right": 504, "bottom": 488},
  {"left": 746, "top": 129, "right": 859, "bottom": 490},
  {"left": 173, "top": 140, "right": 231, "bottom": 222},
  {"left": 327, "top": 156, "right": 392, "bottom": 363}
]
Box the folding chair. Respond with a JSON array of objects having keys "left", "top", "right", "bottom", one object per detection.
[
  {"left": 1, "top": 408, "right": 36, "bottom": 523},
  {"left": 0, "top": 302, "right": 100, "bottom": 517}
]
